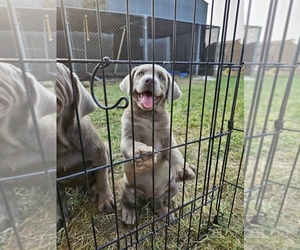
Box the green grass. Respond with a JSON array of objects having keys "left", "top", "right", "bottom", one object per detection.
[
  {"left": 0, "top": 74, "right": 244, "bottom": 249},
  {"left": 2, "top": 72, "right": 297, "bottom": 249},
  {"left": 56, "top": 74, "right": 244, "bottom": 249},
  {"left": 244, "top": 73, "right": 300, "bottom": 249},
  {"left": 0, "top": 188, "right": 56, "bottom": 249}
]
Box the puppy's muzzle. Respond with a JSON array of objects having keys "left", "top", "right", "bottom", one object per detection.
[
  {"left": 144, "top": 78, "right": 153, "bottom": 86},
  {"left": 137, "top": 78, "right": 162, "bottom": 109}
]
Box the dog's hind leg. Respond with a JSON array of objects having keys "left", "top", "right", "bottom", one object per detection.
[
  {"left": 151, "top": 180, "right": 178, "bottom": 223},
  {"left": 150, "top": 199, "right": 175, "bottom": 223}
]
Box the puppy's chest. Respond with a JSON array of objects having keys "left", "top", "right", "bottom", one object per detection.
[{"left": 133, "top": 120, "right": 169, "bottom": 147}]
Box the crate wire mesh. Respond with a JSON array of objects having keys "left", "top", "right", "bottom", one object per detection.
[
  {"left": 0, "top": 0, "right": 245, "bottom": 249},
  {"left": 57, "top": 0, "right": 244, "bottom": 249},
  {"left": 244, "top": 0, "right": 300, "bottom": 248},
  {"left": 0, "top": 0, "right": 56, "bottom": 249},
  {"left": 1, "top": 0, "right": 298, "bottom": 248}
]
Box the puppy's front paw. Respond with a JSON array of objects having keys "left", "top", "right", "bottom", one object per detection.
[
  {"left": 175, "top": 163, "right": 196, "bottom": 182},
  {"left": 121, "top": 206, "right": 136, "bottom": 225},
  {"left": 134, "top": 145, "right": 157, "bottom": 173},
  {"left": 98, "top": 191, "right": 115, "bottom": 213}
]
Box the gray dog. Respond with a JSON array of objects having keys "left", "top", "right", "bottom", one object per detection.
[
  {"left": 56, "top": 63, "right": 114, "bottom": 229},
  {"left": 119, "top": 64, "right": 196, "bottom": 225},
  {"left": 0, "top": 63, "right": 56, "bottom": 231}
]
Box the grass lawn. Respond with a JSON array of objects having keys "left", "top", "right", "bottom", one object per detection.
[
  {"left": 0, "top": 73, "right": 244, "bottom": 249},
  {"left": 2, "top": 72, "right": 297, "bottom": 249},
  {"left": 56, "top": 74, "right": 244, "bottom": 249},
  {"left": 244, "top": 73, "right": 300, "bottom": 249}
]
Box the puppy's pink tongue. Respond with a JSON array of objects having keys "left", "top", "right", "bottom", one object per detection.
[{"left": 141, "top": 92, "right": 153, "bottom": 109}]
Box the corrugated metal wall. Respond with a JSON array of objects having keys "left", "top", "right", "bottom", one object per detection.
[{"left": 107, "top": 0, "right": 207, "bottom": 24}]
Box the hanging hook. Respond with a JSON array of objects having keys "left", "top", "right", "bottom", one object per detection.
[{"left": 90, "top": 57, "right": 129, "bottom": 110}]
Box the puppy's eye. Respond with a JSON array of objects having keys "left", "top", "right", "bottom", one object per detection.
[
  {"left": 138, "top": 71, "right": 144, "bottom": 76},
  {"left": 159, "top": 74, "right": 164, "bottom": 80}
]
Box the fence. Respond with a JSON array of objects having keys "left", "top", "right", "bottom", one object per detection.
[
  {"left": 244, "top": 0, "right": 300, "bottom": 249},
  {"left": 0, "top": 0, "right": 56, "bottom": 249},
  {"left": 57, "top": 5, "right": 219, "bottom": 78},
  {"left": 0, "top": 0, "right": 245, "bottom": 249}
]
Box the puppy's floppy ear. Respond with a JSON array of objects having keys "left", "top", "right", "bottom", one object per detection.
[
  {"left": 27, "top": 73, "right": 56, "bottom": 119},
  {"left": 0, "top": 62, "right": 56, "bottom": 119},
  {"left": 75, "top": 73, "right": 97, "bottom": 118},
  {"left": 119, "top": 74, "right": 130, "bottom": 95},
  {"left": 56, "top": 63, "right": 96, "bottom": 118},
  {"left": 167, "top": 74, "right": 182, "bottom": 104},
  {"left": 119, "top": 66, "right": 138, "bottom": 95}
]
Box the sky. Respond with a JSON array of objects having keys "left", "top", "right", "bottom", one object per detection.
[{"left": 204, "top": 0, "right": 300, "bottom": 42}]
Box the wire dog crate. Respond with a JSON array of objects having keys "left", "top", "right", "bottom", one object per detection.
[
  {"left": 0, "top": 0, "right": 245, "bottom": 249},
  {"left": 56, "top": 0, "right": 244, "bottom": 249},
  {"left": 244, "top": 0, "right": 300, "bottom": 248},
  {"left": 0, "top": 0, "right": 56, "bottom": 249}
]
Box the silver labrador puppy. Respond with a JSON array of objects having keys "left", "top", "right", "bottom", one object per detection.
[
  {"left": 0, "top": 62, "right": 56, "bottom": 230},
  {"left": 119, "top": 64, "right": 196, "bottom": 225},
  {"left": 56, "top": 63, "right": 114, "bottom": 228}
]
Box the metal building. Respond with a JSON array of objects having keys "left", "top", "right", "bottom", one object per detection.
[{"left": 57, "top": 0, "right": 220, "bottom": 79}]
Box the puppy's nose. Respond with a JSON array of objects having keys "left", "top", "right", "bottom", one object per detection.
[{"left": 144, "top": 78, "right": 153, "bottom": 85}]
